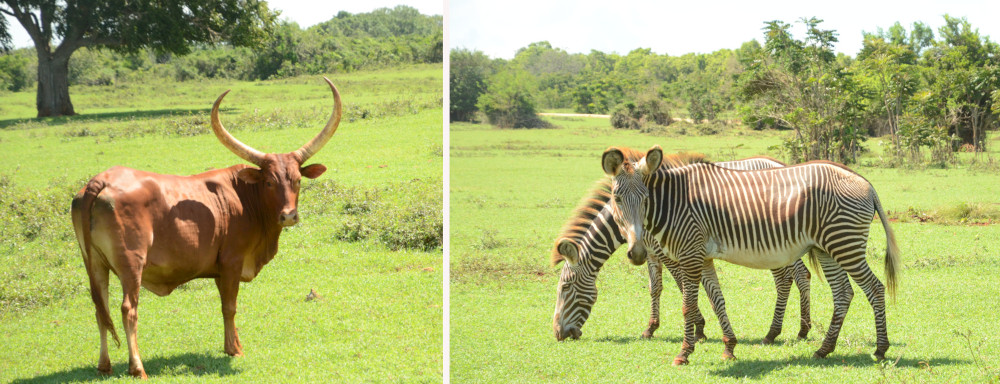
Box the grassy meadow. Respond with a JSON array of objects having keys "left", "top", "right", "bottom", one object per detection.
[
  {"left": 0, "top": 64, "right": 443, "bottom": 382},
  {"left": 450, "top": 116, "right": 1000, "bottom": 382}
]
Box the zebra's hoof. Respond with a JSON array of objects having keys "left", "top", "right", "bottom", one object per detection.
[
  {"left": 672, "top": 355, "right": 689, "bottom": 366},
  {"left": 762, "top": 337, "right": 775, "bottom": 345},
  {"left": 696, "top": 332, "right": 707, "bottom": 343},
  {"left": 873, "top": 352, "right": 886, "bottom": 362},
  {"left": 813, "top": 351, "right": 828, "bottom": 359},
  {"left": 721, "top": 351, "right": 737, "bottom": 360},
  {"left": 641, "top": 330, "right": 654, "bottom": 339}
]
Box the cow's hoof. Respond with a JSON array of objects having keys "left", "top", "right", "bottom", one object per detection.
[{"left": 130, "top": 368, "right": 148, "bottom": 380}]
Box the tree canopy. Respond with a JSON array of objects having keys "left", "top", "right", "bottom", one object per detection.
[{"left": 1, "top": 0, "right": 277, "bottom": 116}]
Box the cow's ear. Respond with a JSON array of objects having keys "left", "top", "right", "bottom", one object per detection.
[
  {"left": 300, "top": 164, "right": 327, "bottom": 179},
  {"left": 237, "top": 167, "right": 264, "bottom": 184},
  {"left": 602, "top": 148, "right": 624, "bottom": 176}
]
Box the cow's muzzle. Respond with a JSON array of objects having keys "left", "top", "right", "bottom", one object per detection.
[{"left": 279, "top": 210, "right": 299, "bottom": 227}]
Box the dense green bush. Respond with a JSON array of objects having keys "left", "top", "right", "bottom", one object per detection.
[
  {"left": 476, "top": 69, "right": 551, "bottom": 128},
  {"left": 0, "top": 50, "right": 34, "bottom": 91},
  {"left": 610, "top": 97, "right": 672, "bottom": 130},
  {"left": 450, "top": 49, "right": 493, "bottom": 121}
]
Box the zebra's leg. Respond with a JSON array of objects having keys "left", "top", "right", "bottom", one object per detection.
[
  {"left": 673, "top": 249, "right": 706, "bottom": 366},
  {"left": 763, "top": 265, "right": 793, "bottom": 345},
  {"left": 643, "top": 247, "right": 663, "bottom": 339},
  {"left": 700, "top": 259, "right": 737, "bottom": 360},
  {"left": 793, "top": 258, "right": 812, "bottom": 340},
  {"left": 814, "top": 252, "right": 853, "bottom": 359},
  {"left": 657, "top": 249, "right": 707, "bottom": 341},
  {"left": 642, "top": 237, "right": 707, "bottom": 341},
  {"left": 837, "top": 251, "right": 889, "bottom": 360}
]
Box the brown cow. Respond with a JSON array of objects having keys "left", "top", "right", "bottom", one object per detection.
[{"left": 70, "top": 78, "right": 343, "bottom": 379}]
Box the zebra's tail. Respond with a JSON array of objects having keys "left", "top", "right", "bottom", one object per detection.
[
  {"left": 873, "top": 192, "right": 900, "bottom": 302},
  {"left": 806, "top": 248, "right": 824, "bottom": 284}
]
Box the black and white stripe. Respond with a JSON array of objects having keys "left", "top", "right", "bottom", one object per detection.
[
  {"left": 604, "top": 146, "right": 900, "bottom": 364},
  {"left": 552, "top": 157, "right": 812, "bottom": 345}
]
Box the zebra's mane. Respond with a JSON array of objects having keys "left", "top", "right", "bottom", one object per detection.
[
  {"left": 657, "top": 151, "right": 711, "bottom": 170},
  {"left": 617, "top": 148, "right": 710, "bottom": 173},
  {"left": 551, "top": 177, "right": 613, "bottom": 266}
]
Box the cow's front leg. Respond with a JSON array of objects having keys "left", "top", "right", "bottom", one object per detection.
[{"left": 216, "top": 272, "right": 243, "bottom": 357}]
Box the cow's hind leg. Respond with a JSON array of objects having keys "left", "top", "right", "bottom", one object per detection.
[
  {"left": 813, "top": 252, "right": 852, "bottom": 359},
  {"left": 120, "top": 269, "right": 147, "bottom": 379},
  {"left": 92, "top": 262, "right": 113, "bottom": 375},
  {"left": 216, "top": 272, "right": 243, "bottom": 357}
]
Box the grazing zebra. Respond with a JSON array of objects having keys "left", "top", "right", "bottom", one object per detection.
[
  {"left": 601, "top": 145, "right": 900, "bottom": 365},
  {"left": 552, "top": 157, "right": 812, "bottom": 348}
]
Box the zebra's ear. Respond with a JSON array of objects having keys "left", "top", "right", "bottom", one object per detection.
[
  {"left": 643, "top": 145, "right": 663, "bottom": 175},
  {"left": 557, "top": 239, "right": 579, "bottom": 266},
  {"left": 602, "top": 148, "right": 624, "bottom": 176}
]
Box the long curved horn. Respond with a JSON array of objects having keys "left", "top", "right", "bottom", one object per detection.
[
  {"left": 292, "top": 77, "right": 342, "bottom": 163},
  {"left": 211, "top": 89, "right": 266, "bottom": 166}
]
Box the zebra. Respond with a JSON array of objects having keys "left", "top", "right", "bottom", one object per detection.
[
  {"left": 601, "top": 145, "right": 900, "bottom": 365},
  {"left": 552, "top": 157, "right": 812, "bottom": 349}
]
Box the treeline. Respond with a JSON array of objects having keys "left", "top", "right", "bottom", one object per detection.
[
  {"left": 0, "top": 5, "right": 442, "bottom": 90},
  {"left": 451, "top": 15, "right": 1000, "bottom": 165}
]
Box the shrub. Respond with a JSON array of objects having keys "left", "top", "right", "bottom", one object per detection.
[
  {"left": 610, "top": 97, "right": 671, "bottom": 130},
  {"left": 476, "top": 70, "right": 551, "bottom": 128},
  {"left": 0, "top": 50, "right": 34, "bottom": 92}
]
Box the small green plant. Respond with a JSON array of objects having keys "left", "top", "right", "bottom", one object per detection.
[{"left": 474, "top": 229, "right": 508, "bottom": 250}]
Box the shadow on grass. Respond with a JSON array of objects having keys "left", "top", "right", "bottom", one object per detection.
[
  {"left": 709, "top": 354, "right": 968, "bottom": 379},
  {"left": 0, "top": 108, "right": 217, "bottom": 129},
  {"left": 11, "top": 352, "right": 239, "bottom": 383},
  {"left": 594, "top": 334, "right": 780, "bottom": 345}
]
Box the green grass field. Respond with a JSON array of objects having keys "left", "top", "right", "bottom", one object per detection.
[
  {"left": 0, "top": 64, "right": 443, "bottom": 383},
  {"left": 450, "top": 117, "right": 1000, "bottom": 382}
]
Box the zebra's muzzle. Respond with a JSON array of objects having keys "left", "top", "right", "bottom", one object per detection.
[
  {"left": 556, "top": 326, "right": 582, "bottom": 341},
  {"left": 627, "top": 245, "right": 647, "bottom": 265}
]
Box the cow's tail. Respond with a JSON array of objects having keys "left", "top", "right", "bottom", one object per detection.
[
  {"left": 873, "top": 190, "right": 900, "bottom": 303},
  {"left": 76, "top": 179, "right": 121, "bottom": 348}
]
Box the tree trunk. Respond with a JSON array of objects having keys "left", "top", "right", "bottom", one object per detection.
[{"left": 35, "top": 49, "right": 75, "bottom": 117}]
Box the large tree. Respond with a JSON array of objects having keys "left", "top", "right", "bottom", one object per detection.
[{"left": 0, "top": 0, "right": 276, "bottom": 117}]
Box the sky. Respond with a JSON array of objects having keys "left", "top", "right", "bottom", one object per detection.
[
  {"left": 1, "top": 0, "right": 444, "bottom": 49},
  {"left": 449, "top": 0, "right": 1000, "bottom": 59}
]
